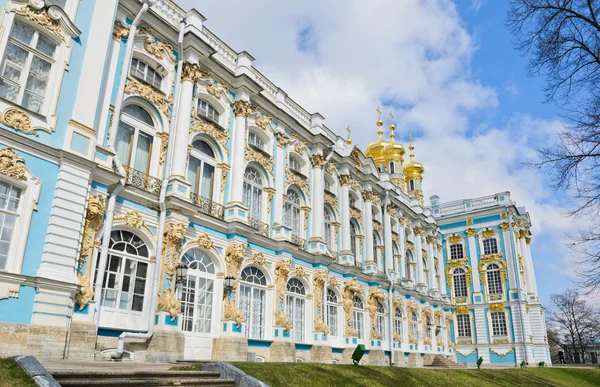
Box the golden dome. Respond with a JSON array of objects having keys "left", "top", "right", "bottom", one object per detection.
[
  {"left": 403, "top": 136, "right": 424, "bottom": 178},
  {"left": 364, "top": 108, "right": 389, "bottom": 165},
  {"left": 383, "top": 114, "right": 405, "bottom": 163}
]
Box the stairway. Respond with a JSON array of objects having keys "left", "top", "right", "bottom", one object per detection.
[
  {"left": 50, "top": 370, "right": 236, "bottom": 387},
  {"left": 425, "top": 355, "right": 464, "bottom": 368}
]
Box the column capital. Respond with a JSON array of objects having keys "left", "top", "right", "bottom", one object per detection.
[
  {"left": 465, "top": 228, "right": 476, "bottom": 237},
  {"left": 233, "top": 100, "right": 253, "bottom": 117},
  {"left": 181, "top": 62, "right": 208, "bottom": 83},
  {"left": 340, "top": 173, "right": 353, "bottom": 186},
  {"left": 499, "top": 222, "right": 510, "bottom": 232},
  {"left": 363, "top": 190, "right": 377, "bottom": 203},
  {"left": 425, "top": 235, "right": 436, "bottom": 244},
  {"left": 310, "top": 154, "right": 326, "bottom": 168}
]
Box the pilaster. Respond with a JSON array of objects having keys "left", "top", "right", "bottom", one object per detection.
[
  {"left": 466, "top": 228, "right": 482, "bottom": 303},
  {"left": 363, "top": 191, "right": 375, "bottom": 272},
  {"left": 414, "top": 227, "right": 426, "bottom": 292},
  {"left": 339, "top": 174, "right": 354, "bottom": 265},
  {"left": 308, "top": 152, "right": 326, "bottom": 254}
]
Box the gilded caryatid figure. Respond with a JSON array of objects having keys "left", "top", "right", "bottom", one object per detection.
[
  {"left": 310, "top": 154, "right": 326, "bottom": 169},
  {"left": 313, "top": 271, "right": 328, "bottom": 335},
  {"left": 181, "top": 61, "right": 208, "bottom": 83},
  {"left": 157, "top": 288, "right": 180, "bottom": 320},
  {"left": 162, "top": 223, "right": 186, "bottom": 285},
  {"left": 342, "top": 278, "right": 363, "bottom": 336},
  {"left": 233, "top": 100, "right": 252, "bottom": 118},
  {"left": 368, "top": 287, "right": 386, "bottom": 339},
  {"left": 274, "top": 259, "right": 292, "bottom": 331}
]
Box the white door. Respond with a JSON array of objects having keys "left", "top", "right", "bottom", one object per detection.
[{"left": 180, "top": 250, "right": 216, "bottom": 360}]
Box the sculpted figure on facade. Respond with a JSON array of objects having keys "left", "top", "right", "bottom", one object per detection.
[
  {"left": 367, "top": 287, "right": 385, "bottom": 339},
  {"left": 313, "top": 270, "right": 328, "bottom": 335},
  {"left": 274, "top": 259, "right": 292, "bottom": 331},
  {"left": 342, "top": 278, "right": 363, "bottom": 336}
]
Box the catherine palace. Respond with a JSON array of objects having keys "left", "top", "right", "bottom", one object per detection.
[{"left": 0, "top": 0, "right": 549, "bottom": 366}]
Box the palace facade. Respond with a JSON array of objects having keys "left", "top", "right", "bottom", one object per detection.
[{"left": 0, "top": 0, "right": 549, "bottom": 366}]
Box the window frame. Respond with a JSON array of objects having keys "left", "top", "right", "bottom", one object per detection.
[
  {"left": 130, "top": 57, "right": 164, "bottom": 90},
  {"left": 326, "top": 288, "right": 339, "bottom": 337},
  {"left": 284, "top": 188, "right": 302, "bottom": 237},
  {"left": 452, "top": 268, "right": 468, "bottom": 299},
  {"left": 239, "top": 266, "right": 267, "bottom": 339},
  {"left": 486, "top": 263, "right": 503, "bottom": 295},
  {"left": 197, "top": 98, "right": 220, "bottom": 124},
  {"left": 286, "top": 278, "right": 307, "bottom": 343},
  {"left": 352, "top": 296, "right": 365, "bottom": 340},
  {"left": 456, "top": 313, "right": 472, "bottom": 338},
  {"left": 116, "top": 104, "right": 158, "bottom": 175},
  {"left": 187, "top": 139, "right": 217, "bottom": 201},
  {"left": 490, "top": 311, "right": 508, "bottom": 337},
  {"left": 483, "top": 238, "right": 499, "bottom": 255},
  {"left": 243, "top": 166, "right": 264, "bottom": 222},
  {"left": 449, "top": 243, "right": 464, "bottom": 260}
]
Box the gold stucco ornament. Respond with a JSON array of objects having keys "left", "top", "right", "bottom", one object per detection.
[
  {"left": 74, "top": 272, "right": 94, "bottom": 311},
  {"left": 157, "top": 288, "right": 180, "bottom": 320},
  {"left": 0, "top": 147, "right": 26, "bottom": 180},
  {"left": 342, "top": 279, "right": 363, "bottom": 336}
]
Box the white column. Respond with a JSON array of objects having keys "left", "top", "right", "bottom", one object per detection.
[
  {"left": 466, "top": 228, "right": 482, "bottom": 302},
  {"left": 501, "top": 223, "right": 518, "bottom": 293},
  {"left": 525, "top": 238, "right": 538, "bottom": 296},
  {"left": 399, "top": 220, "right": 406, "bottom": 279},
  {"left": 519, "top": 231, "right": 536, "bottom": 295},
  {"left": 339, "top": 174, "right": 353, "bottom": 265},
  {"left": 383, "top": 205, "right": 394, "bottom": 275},
  {"left": 273, "top": 135, "right": 286, "bottom": 226},
  {"left": 309, "top": 153, "right": 326, "bottom": 254},
  {"left": 224, "top": 98, "right": 252, "bottom": 222},
  {"left": 426, "top": 235, "right": 437, "bottom": 292},
  {"left": 414, "top": 227, "right": 425, "bottom": 290},
  {"left": 363, "top": 192, "right": 374, "bottom": 272},
  {"left": 437, "top": 243, "right": 446, "bottom": 296}
]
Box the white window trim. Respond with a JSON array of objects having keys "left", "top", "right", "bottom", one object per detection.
[
  {"left": 194, "top": 90, "right": 229, "bottom": 129},
  {"left": 118, "top": 102, "right": 161, "bottom": 177},
  {"left": 487, "top": 309, "right": 511, "bottom": 342},
  {"left": 0, "top": 10, "right": 74, "bottom": 131},
  {"left": 187, "top": 140, "right": 219, "bottom": 202},
  {"left": 454, "top": 313, "right": 474, "bottom": 340},
  {"left": 0, "top": 169, "right": 41, "bottom": 276},
  {"left": 451, "top": 267, "right": 469, "bottom": 300}
]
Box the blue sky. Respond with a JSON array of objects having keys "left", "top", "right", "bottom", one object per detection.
[{"left": 179, "top": 0, "right": 577, "bottom": 305}]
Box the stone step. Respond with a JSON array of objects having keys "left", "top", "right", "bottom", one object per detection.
[{"left": 55, "top": 378, "right": 235, "bottom": 387}]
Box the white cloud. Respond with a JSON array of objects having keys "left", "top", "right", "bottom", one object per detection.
[{"left": 504, "top": 80, "right": 519, "bottom": 96}]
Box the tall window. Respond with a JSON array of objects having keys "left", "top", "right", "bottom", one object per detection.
[
  {"left": 409, "top": 180, "right": 415, "bottom": 191},
  {"left": 284, "top": 188, "right": 301, "bottom": 236},
  {"left": 423, "top": 258, "right": 429, "bottom": 289},
  {"left": 324, "top": 209, "right": 333, "bottom": 251},
  {"left": 425, "top": 315, "right": 433, "bottom": 341},
  {"left": 130, "top": 58, "right": 163, "bottom": 89},
  {"left": 324, "top": 177, "right": 333, "bottom": 192},
  {"left": 394, "top": 308, "right": 403, "bottom": 340},
  {"left": 410, "top": 312, "right": 418, "bottom": 338},
  {"left": 188, "top": 140, "right": 216, "bottom": 199},
  {"left": 453, "top": 268, "right": 468, "bottom": 298},
  {"left": 456, "top": 314, "right": 471, "bottom": 338},
  {"left": 327, "top": 288, "right": 339, "bottom": 337},
  {"left": 0, "top": 21, "right": 57, "bottom": 113},
  {"left": 449, "top": 243, "right": 464, "bottom": 260},
  {"left": 372, "top": 232, "right": 379, "bottom": 264},
  {"left": 349, "top": 195, "right": 357, "bottom": 209},
  {"left": 288, "top": 156, "right": 301, "bottom": 173},
  {"left": 115, "top": 105, "right": 155, "bottom": 174},
  {"left": 243, "top": 167, "right": 263, "bottom": 221},
  {"left": 405, "top": 251, "right": 413, "bottom": 281},
  {"left": 389, "top": 162, "right": 395, "bottom": 174},
  {"left": 486, "top": 263, "right": 503, "bottom": 295},
  {"left": 0, "top": 181, "right": 21, "bottom": 270},
  {"left": 286, "top": 278, "right": 306, "bottom": 343},
  {"left": 239, "top": 266, "right": 266, "bottom": 339},
  {"left": 248, "top": 132, "right": 264, "bottom": 150},
  {"left": 352, "top": 296, "right": 365, "bottom": 339},
  {"left": 180, "top": 250, "right": 215, "bottom": 334},
  {"left": 350, "top": 221, "right": 357, "bottom": 256},
  {"left": 483, "top": 238, "right": 498, "bottom": 255},
  {"left": 491, "top": 312, "right": 508, "bottom": 336},
  {"left": 375, "top": 302, "right": 386, "bottom": 340},
  {"left": 95, "top": 230, "right": 149, "bottom": 313},
  {"left": 198, "top": 99, "right": 219, "bottom": 123}
]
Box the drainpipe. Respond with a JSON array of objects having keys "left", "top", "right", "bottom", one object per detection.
[
  {"left": 93, "top": 0, "right": 151, "bottom": 336},
  {"left": 507, "top": 210, "right": 529, "bottom": 364},
  {"left": 387, "top": 275, "right": 394, "bottom": 367},
  {"left": 113, "top": 17, "right": 186, "bottom": 359}
]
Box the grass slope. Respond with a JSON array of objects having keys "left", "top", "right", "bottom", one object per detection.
[
  {"left": 0, "top": 358, "right": 35, "bottom": 387},
  {"left": 206, "top": 363, "right": 600, "bottom": 387}
]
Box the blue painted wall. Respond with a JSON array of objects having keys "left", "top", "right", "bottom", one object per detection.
[
  {"left": 0, "top": 285, "right": 35, "bottom": 324},
  {"left": 490, "top": 350, "right": 516, "bottom": 365}
]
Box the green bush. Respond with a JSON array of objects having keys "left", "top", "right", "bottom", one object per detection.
[
  {"left": 538, "top": 361, "right": 545, "bottom": 367},
  {"left": 476, "top": 357, "right": 483, "bottom": 370}
]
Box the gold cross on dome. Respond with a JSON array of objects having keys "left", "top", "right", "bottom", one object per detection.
[
  {"left": 346, "top": 126, "right": 352, "bottom": 145},
  {"left": 376, "top": 106, "right": 382, "bottom": 118},
  {"left": 409, "top": 133, "right": 413, "bottom": 143},
  {"left": 389, "top": 111, "right": 394, "bottom": 120}
]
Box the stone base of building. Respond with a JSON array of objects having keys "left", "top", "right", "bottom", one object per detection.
[
  {"left": 0, "top": 322, "right": 68, "bottom": 359},
  {"left": 66, "top": 322, "right": 96, "bottom": 361},
  {"left": 145, "top": 330, "right": 185, "bottom": 363},
  {"left": 309, "top": 345, "right": 332, "bottom": 363},
  {"left": 423, "top": 353, "right": 436, "bottom": 366},
  {"left": 407, "top": 352, "right": 424, "bottom": 367},
  {"left": 393, "top": 351, "right": 408, "bottom": 367},
  {"left": 269, "top": 341, "right": 295, "bottom": 362},
  {"left": 341, "top": 347, "right": 356, "bottom": 364},
  {"left": 212, "top": 336, "right": 249, "bottom": 362},
  {"left": 367, "top": 349, "right": 388, "bottom": 366}
]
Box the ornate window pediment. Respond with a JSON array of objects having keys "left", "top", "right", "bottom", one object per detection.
[{"left": 13, "top": 1, "right": 81, "bottom": 43}]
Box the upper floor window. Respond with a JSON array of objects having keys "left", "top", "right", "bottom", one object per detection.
[
  {"left": 349, "top": 195, "right": 357, "bottom": 209},
  {"left": 324, "top": 209, "right": 333, "bottom": 251},
  {"left": 0, "top": 22, "right": 57, "bottom": 113},
  {"left": 389, "top": 162, "right": 395, "bottom": 174},
  {"left": 409, "top": 180, "right": 415, "bottom": 191},
  {"left": 483, "top": 238, "right": 498, "bottom": 255},
  {"left": 248, "top": 132, "right": 264, "bottom": 150},
  {"left": 289, "top": 156, "right": 301, "bottom": 173},
  {"left": 456, "top": 314, "right": 471, "bottom": 338},
  {"left": 486, "top": 263, "right": 503, "bottom": 295},
  {"left": 324, "top": 178, "right": 333, "bottom": 192},
  {"left": 115, "top": 105, "right": 155, "bottom": 174},
  {"left": 449, "top": 243, "right": 464, "bottom": 260},
  {"left": 491, "top": 311, "right": 508, "bottom": 336},
  {"left": 198, "top": 99, "right": 219, "bottom": 123},
  {"left": 284, "top": 188, "right": 301, "bottom": 236},
  {"left": 350, "top": 220, "right": 358, "bottom": 256},
  {"left": 327, "top": 288, "right": 339, "bottom": 337},
  {"left": 188, "top": 140, "right": 216, "bottom": 199},
  {"left": 0, "top": 181, "right": 21, "bottom": 270},
  {"left": 243, "top": 166, "right": 263, "bottom": 221},
  {"left": 452, "top": 268, "right": 468, "bottom": 298},
  {"left": 130, "top": 58, "right": 162, "bottom": 89},
  {"left": 373, "top": 232, "right": 379, "bottom": 264}
]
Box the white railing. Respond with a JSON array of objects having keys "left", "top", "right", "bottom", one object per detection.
[
  {"left": 252, "top": 68, "right": 278, "bottom": 100},
  {"left": 436, "top": 193, "right": 510, "bottom": 216},
  {"left": 200, "top": 29, "right": 238, "bottom": 70},
  {"left": 284, "top": 97, "right": 311, "bottom": 127},
  {"left": 148, "top": 0, "right": 185, "bottom": 27}
]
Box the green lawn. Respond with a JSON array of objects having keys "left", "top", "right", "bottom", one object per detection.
[
  {"left": 0, "top": 358, "right": 34, "bottom": 387},
  {"left": 176, "top": 362, "right": 600, "bottom": 387}
]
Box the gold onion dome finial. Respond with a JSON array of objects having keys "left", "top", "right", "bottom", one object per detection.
[
  {"left": 388, "top": 111, "right": 396, "bottom": 142},
  {"left": 365, "top": 107, "right": 389, "bottom": 164},
  {"left": 403, "top": 133, "right": 424, "bottom": 176},
  {"left": 346, "top": 126, "right": 352, "bottom": 145},
  {"left": 381, "top": 110, "right": 405, "bottom": 167},
  {"left": 376, "top": 106, "right": 384, "bottom": 140}
]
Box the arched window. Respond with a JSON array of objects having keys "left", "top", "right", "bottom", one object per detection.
[
  {"left": 243, "top": 167, "right": 263, "bottom": 221},
  {"left": 284, "top": 188, "right": 301, "bottom": 237},
  {"left": 286, "top": 278, "right": 306, "bottom": 343},
  {"left": 288, "top": 155, "right": 301, "bottom": 173},
  {"left": 248, "top": 131, "right": 264, "bottom": 150},
  {"left": 426, "top": 315, "right": 433, "bottom": 341},
  {"left": 486, "top": 263, "right": 503, "bottom": 295},
  {"left": 198, "top": 99, "right": 219, "bottom": 123},
  {"left": 423, "top": 258, "right": 429, "bottom": 289},
  {"left": 0, "top": 181, "right": 22, "bottom": 270},
  {"left": 375, "top": 302, "right": 386, "bottom": 340},
  {"left": 327, "top": 288, "right": 339, "bottom": 337},
  {"left": 0, "top": 21, "right": 57, "bottom": 113},
  {"left": 350, "top": 220, "right": 358, "bottom": 256},
  {"left": 130, "top": 58, "right": 163, "bottom": 89},
  {"left": 324, "top": 208, "right": 333, "bottom": 251},
  {"left": 239, "top": 266, "right": 267, "bottom": 339},
  {"left": 180, "top": 250, "right": 216, "bottom": 333},
  {"left": 115, "top": 104, "right": 155, "bottom": 174},
  {"left": 405, "top": 250, "right": 413, "bottom": 281},
  {"left": 394, "top": 308, "right": 403, "bottom": 340},
  {"left": 483, "top": 238, "right": 498, "bottom": 255},
  {"left": 453, "top": 268, "right": 468, "bottom": 298},
  {"left": 95, "top": 230, "right": 149, "bottom": 317},
  {"left": 410, "top": 311, "right": 418, "bottom": 338},
  {"left": 349, "top": 194, "right": 357, "bottom": 209},
  {"left": 352, "top": 296, "right": 365, "bottom": 339},
  {"left": 188, "top": 140, "right": 216, "bottom": 199},
  {"left": 324, "top": 175, "right": 334, "bottom": 193}
]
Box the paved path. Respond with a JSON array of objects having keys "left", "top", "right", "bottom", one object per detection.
[{"left": 40, "top": 359, "right": 176, "bottom": 372}]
